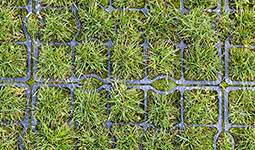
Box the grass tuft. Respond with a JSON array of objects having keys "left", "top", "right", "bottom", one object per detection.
[
  {"left": 111, "top": 0, "right": 145, "bottom": 9},
  {"left": 179, "top": 126, "right": 217, "bottom": 149},
  {"left": 38, "top": 8, "right": 78, "bottom": 43},
  {"left": 147, "top": 91, "right": 180, "bottom": 129},
  {"left": 216, "top": 132, "right": 232, "bottom": 149},
  {"left": 108, "top": 84, "right": 144, "bottom": 123},
  {"left": 34, "top": 86, "right": 71, "bottom": 125},
  {"left": 111, "top": 125, "right": 143, "bottom": 149},
  {"left": 76, "top": 2, "right": 115, "bottom": 42},
  {"left": 229, "top": 127, "right": 255, "bottom": 149},
  {"left": 148, "top": 40, "right": 181, "bottom": 80},
  {"left": 35, "top": 44, "right": 73, "bottom": 80},
  {"left": 28, "top": 123, "right": 77, "bottom": 149},
  {"left": 184, "top": 0, "right": 219, "bottom": 10},
  {"left": 74, "top": 40, "right": 109, "bottom": 79},
  {"left": 228, "top": 89, "right": 255, "bottom": 125},
  {"left": 184, "top": 89, "right": 218, "bottom": 125},
  {"left": 0, "top": 7, "right": 25, "bottom": 43},
  {"left": 229, "top": 47, "right": 255, "bottom": 81},
  {"left": 73, "top": 89, "right": 108, "bottom": 128},
  {"left": 0, "top": 44, "right": 27, "bottom": 78},
  {"left": 141, "top": 127, "right": 179, "bottom": 149},
  {"left": 0, "top": 124, "right": 24, "bottom": 149},
  {"left": 0, "top": 86, "right": 27, "bottom": 122},
  {"left": 75, "top": 125, "right": 112, "bottom": 149}
]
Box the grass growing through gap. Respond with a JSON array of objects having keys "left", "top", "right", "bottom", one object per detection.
[
  {"left": 111, "top": 0, "right": 145, "bottom": 9},
  {"left": 216, "top": 132, "right": 232, "bottom": 150},
  {"left": 27, "top": 123, "right": 77, "bottom": 149},
  {"left": 178, "top": 126, "right": 217, "bottom": 149},
  {"left": 145, "top": 1, "right": 181, "bottom": 43},
  {"left": 179, "top": 10, "right": 221, "bottom": 81},
  {"left": 110, "top": 125, "right": 143, "bottom": 149},
  {"left": 228, "top": 8, "right": 255, "bottom": 46},
  {"left": 145, "top": 1, "right": 222, "bottom": 81},
  {"left": 229, "top": 0, "right": 255, "bottom": 11},
  {"left": 74, "top": 125, "right": 112, "bottom": 149},
  {"left": 141, "top": 127, "right": 179, "bottom": 149},
  {"left": 0, "top": 7, "right": 25, "bottom": 43},
  {"left": 38, "top": 0, "right": 73, "bottom": 7}
]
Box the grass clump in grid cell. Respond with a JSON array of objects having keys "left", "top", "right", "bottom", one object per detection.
[
  {"left": 216, "top": 132, "right": 232, "bottom": 149},
  {"left": 175, "top": 9, "right": 218, "bottom": 45},
  {"left": 183, "top": 42, "right": 222, "bottom": 81},
  {"left": 111, "top": 125, "right": 143, "bottom": 149},
  {"left": 0, "top": 44, "right": 28, "bottom": 78},
  {"left": 38, "top": 8, "right": 78, "bottom": 43},
  {"left": 141, "top": 127, "right": 180, "bottom": 149},
  {"left": 74, "top": 125, "right": 112, "bottom": 149},
  {"left": 229, "top": 127, "right": 255, "bottom": 149},
  {"left": 0, "top": 86, "right": 27, "bottom": 122},
  {"left": 178, "top": 126, "right": 217, "bottom": 149},
  {"left": 228, "top": 47, "right": 255, "bottom": 81},
  {"left": 229, "top": 10, "right": 255, "bottom": 46},
  {"left": 184, "top": 89, "right": 218, "bottom": 125},
  {"left": 111, "top": 10, "right": 145, "bottom": 45},
  {"left": 111, "top": 0, "right": 144, "bottom": 8},
  {"left": 228, "top": 90, "right": 255, "bottom": 125},
  {"left": 76, "top": 0, "right": 110, "bottom": 8},
  {"left": 184, "top": 0, "right": 219, "bottom": 10},
  {"left": 108, "top": 84, "right": 144, "bottom": 123},
  {"left": 147, "top": 91, "right": 180, "bottom": 130},
  {"left": 110, "top": 43, "right": 145, "bottom": 80},
  {"left": 0, "top": 7, "right": 25, "bottom": 43},
  {"left": 34, "top": 86, "right": 71, "bottom": 125},
  {"left": 229, "top": 0, "right": 255, "bottom": 11},
  {"left": 73, "top": 89, "right": 108, "bottom": 128},
  {"left": 145, "top": 1, "right": 180, "bottom": 44},
  {"left": 74, "top": 40, "right": 109, "bottom": 79},
  {"left": 0, "top": 0, "right": 28, "bottom": 6},
  {"left": 38, "top": 0, "right": 74, "bottom": 7},
  {"left": 76, "top": 2, "right": 115, "bottom": 42},
  {"left": 28, "top": 123, "right": 77, "bottom": 149},
  {"left": 0, "top": 124, "right": 24, "bottom": 149},
  {"left": 35, "top": 44, "right": 73, "bottom": 80},
  {"left": 147, "top": 40, "right": 181, "bottom": 80}
]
